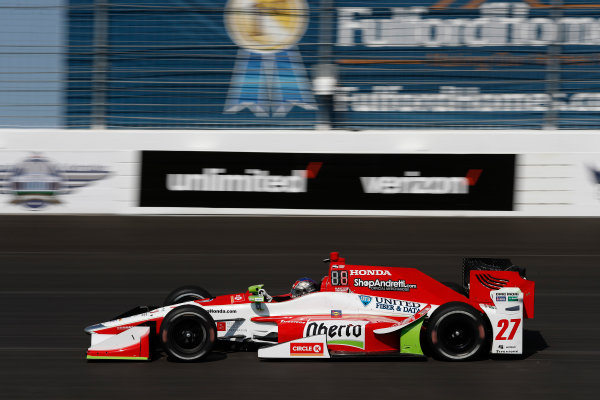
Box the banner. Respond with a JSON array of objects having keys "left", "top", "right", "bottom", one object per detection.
[
  {"left": 0, "top": 151, "right": 117, "bottom": 213},
  {"left": 139, "top": 151, "right": 515, "bottom": 210},
  {"left": 66, "top": 0, "right": 319, "bottom": 128},
  {"left": 333, "top": 0, "right": 600, "bottom": 129},
  {"left": 224, "top": 0, "right": 317, "bottom": 117},
  {"left": 65, "top": 0, "right": 600, "bottom": 128}
]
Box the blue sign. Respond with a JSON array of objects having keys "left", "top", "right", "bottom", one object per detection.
[
  {"left": 65, "top": 0, "right": 600, "bottom": 129},
  {"left": 223, "top": 0, "right": 316, "bottom": 117},
  {"left": 359, "top": 295, "right": 372, "bottom": 307},
  {"left": 332, "top": 0, "right": 600, "bottom": 129}
]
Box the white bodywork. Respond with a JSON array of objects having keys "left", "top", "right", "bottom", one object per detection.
[
  {"left": 481, "top": 287, "right": 524, "bottom": 355},
  {"left": 258, "top": 335, "right": 331, "bottom": 359},
  {"left": 90, "top": 292, "right": 432, "bottom": 344},
  {"left": 89, "top": 289, "right": 525, "bottom": 357},
  {"left": 89, "top": 326, "right": 149, "bottom": 350}
]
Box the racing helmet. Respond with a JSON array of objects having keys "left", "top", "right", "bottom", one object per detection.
[{"left": 291, "top": 277, "right": 317, "bottom": 298}]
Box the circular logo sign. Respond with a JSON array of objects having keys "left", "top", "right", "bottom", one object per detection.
[{"left": 225, "top": 0, "right": 308, "bottom": 53}]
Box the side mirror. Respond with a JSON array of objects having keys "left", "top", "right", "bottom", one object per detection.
[{"left": 248, "top": 284, "right": 265, "bottom": 303}]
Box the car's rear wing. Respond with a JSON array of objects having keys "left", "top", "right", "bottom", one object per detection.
[{"left": 463, "top": 258, "right": 535, "bottom": 319}]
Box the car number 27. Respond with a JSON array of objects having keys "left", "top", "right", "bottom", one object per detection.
[{"left": 496, "top": 318, "right": 521, "bottom": 340}]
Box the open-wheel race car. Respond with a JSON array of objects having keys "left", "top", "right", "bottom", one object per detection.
[{"left": 85, "top": 252, "right": 535, "bottom": 362}]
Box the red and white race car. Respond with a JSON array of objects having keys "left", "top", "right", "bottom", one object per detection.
[{"left": 85, "top": 252, "right": 535, "bottom": 362}]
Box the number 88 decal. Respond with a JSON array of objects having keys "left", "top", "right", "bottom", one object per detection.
[
  {"left": 331, "top": 270, "right": 348, "bottom": 286},
  {"left": 496, "top": 318, "right": 521, "bottom": 340}
]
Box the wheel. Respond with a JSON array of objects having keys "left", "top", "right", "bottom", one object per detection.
[
  {"left": 425, "top": 302, "right": 489, "bottom": 361},
  {"left": 163, "top": 285, "right": 212, "bottom": 306},
  {"left": 159, "top": 305, "right": 216, "bottom": 361}
]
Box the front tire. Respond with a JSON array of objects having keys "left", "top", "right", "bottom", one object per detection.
[
  {"left": 425, "top": 302, "right": 489, "bottom": 361},
  {"left": 160, "top": 305, "right": 216, "bottom": 362},
  {"left": 163, "top": 285, "right": 212, "bottom": 306}
]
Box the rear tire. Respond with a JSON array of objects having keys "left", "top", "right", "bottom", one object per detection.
[
  {"left": 163, "top": 285, "right": 212, "bottom": 306},
  {"left": 160, "top": 305, "right": 216, "bottom": 362},
  {"left": 426, "top": 302, "right": 489, "bottom": 361}
]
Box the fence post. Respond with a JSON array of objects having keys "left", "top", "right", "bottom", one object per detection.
[
  {"left": 544, "top": 0, "right": 563, "bottom": 130},
  {"left": 91, "top": 0, "right": 108, "bottom": 129},
  {"left": 313, "top": 0, "right": 336, "bottom": 130}
]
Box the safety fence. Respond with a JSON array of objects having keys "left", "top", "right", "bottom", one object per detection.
[{"left": 3, "top": 1, "right": 600, "bottom": 129}]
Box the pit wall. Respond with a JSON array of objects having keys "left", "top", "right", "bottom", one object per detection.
[{"left": 1, "top": 129, "right": 599, "bottom": 216}]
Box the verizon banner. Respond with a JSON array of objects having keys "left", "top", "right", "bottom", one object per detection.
[{"left": 140, "top": 152, "right": 514, "bottom": 211}]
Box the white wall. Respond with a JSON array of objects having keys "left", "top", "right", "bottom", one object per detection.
[
  {"left": 2, "top": 129, "right": 599, "bottom": 153},
  {"left": 1, "top": 129, "right": 599, "bottom": 215}
]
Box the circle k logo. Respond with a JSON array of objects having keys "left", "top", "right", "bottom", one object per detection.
[{"left": 290, "top": 342, "right": 325, "bottom": 356}]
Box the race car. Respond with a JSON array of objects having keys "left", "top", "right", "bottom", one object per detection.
[{"left": 84, "top": 252, "right": 535, "bottom": 362}]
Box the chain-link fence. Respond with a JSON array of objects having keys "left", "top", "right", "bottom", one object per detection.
[{"left": 3, "top": 1, "right": 600, "bottom": 129}]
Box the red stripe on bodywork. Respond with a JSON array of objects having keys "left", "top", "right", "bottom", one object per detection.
[{"left": 87, "top": 329, "right": 150, "bottom": 358}]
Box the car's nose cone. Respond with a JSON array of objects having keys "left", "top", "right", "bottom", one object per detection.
[{"left": 84, "top": 323, "right": 105, "bottom": 334}]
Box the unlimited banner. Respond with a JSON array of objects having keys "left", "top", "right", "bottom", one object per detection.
[{"left": 140, "top": 152, "right": 514, "bottom": 211}]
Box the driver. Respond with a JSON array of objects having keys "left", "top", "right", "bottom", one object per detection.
[{"left": 291, "top": 277, "right": 318, "bottom": 298}]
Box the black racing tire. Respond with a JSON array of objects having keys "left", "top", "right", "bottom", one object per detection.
[
  {"left": 159, "top": 305, "right": 216, "bottom": 362},
  {"left": 163, "top": 285, "right": 213, "bottom": 306},
  {"left": 425, "top": 302, "right": 489, "bottom": 361}
]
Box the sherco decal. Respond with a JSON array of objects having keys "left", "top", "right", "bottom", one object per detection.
[{"left": 303, "top": 321, "right": 366, "bottom": 349}]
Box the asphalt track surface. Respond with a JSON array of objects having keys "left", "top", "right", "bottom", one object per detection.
[{"left": 0, "top": 216, "right": 598, "bottom": 400}]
